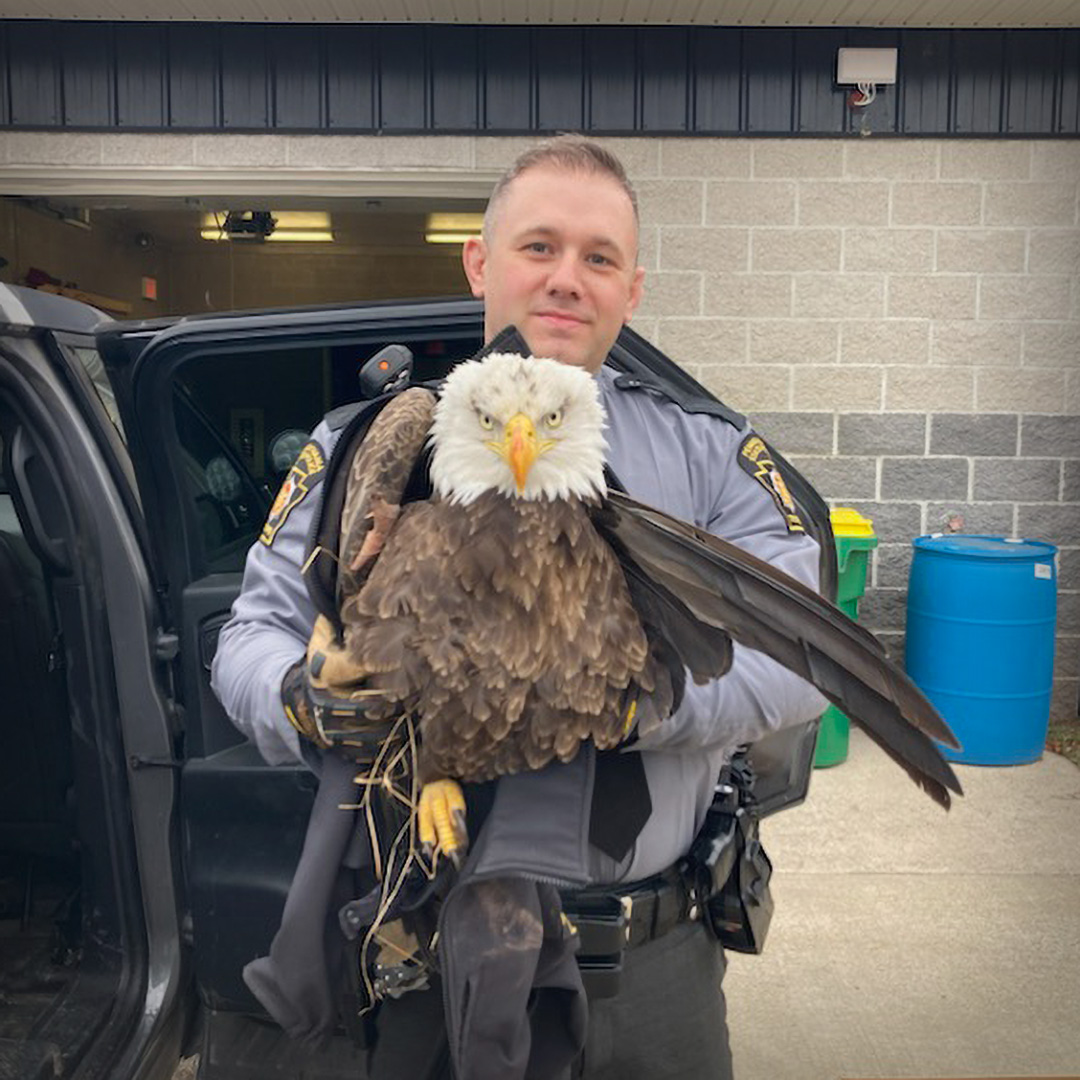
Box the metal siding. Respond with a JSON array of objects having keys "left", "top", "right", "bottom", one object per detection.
[
  {"left": 536, "top": 27, "right": 584, "bottom": 132},
  {"left": 431, "top": 25, "right": 480, "bottom": 131},
  {"left": 796, "top": 28, "right": 844, "bottom": 134},
  {"left": 899, "top": 28, "right": 951, "bottom": 133},
  {"left": 9, "top": 22, "right": 62, "bottom": 126},
  {"left": 221, "top": 23, "right": 269, "bottom": 129},
  {"left": 1004, "top": 29, "right": 1060, "bottom": 135},
  {"left": 691, "top": 27, "right": 741, "bottom": 133},
  {"left": 745, "top": 27, "right": 794, "bottom": 134},
  {"left": 116, "top": 24, "right": 167, "bottom": 128},
  {"left": 1061, "top": 30, "right": 1079, "bottom": 133},
  {"left": 953, "top": 30, "right": 1004, "bottom": 134},
  {"left": 326, "top": 25, "right": 376, "bottom": 131},
  {"left": 640, "top": 27, "right": 689, "bottom": 132},
  {"left": 269, "top": 24, "right": 324, "bottom": 130},
  {"left": 61, "top": 22, "right": 114, "bottom": 127},
  {"left": 587, "top": 26, "right": 638, "bottom": 132},
  {"left": 168, "top": 23, "right": 219, "bottom": 129},
  {"left": 378, "top": 24, "right": 428, "bottom": 131},
  {"left": 0, "top": 25, "right": 7, "bottom": 126},
  {"left": 481, "top": 26, "right": 533, "bottom": 131}
]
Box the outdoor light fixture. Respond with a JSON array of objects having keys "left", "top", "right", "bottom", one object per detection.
[
  {"left": 425, "top": 212, "right": 484, "bottom": 245},
  {"left": 836, "top": 47, "right": 898, "bottom": 108},
  {"left": 201, "top": 210, "right": 334, "bottom": 242}
]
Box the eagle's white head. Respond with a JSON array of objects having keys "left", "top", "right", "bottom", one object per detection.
[{"left": 429, "top": 352, "right": 608, "bottom": 506}]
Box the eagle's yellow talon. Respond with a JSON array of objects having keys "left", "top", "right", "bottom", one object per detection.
[{"left": 418, "top": 779, "right": 468, "bottom": 866}]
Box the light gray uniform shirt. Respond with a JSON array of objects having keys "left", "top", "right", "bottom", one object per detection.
[{"left": 211, "top": 364, "right": 827, "bottom": 883}]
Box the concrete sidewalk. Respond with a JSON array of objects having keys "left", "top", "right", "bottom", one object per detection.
[{"left": 725, "top": 728, "right": 1080, "bottom": 1080}]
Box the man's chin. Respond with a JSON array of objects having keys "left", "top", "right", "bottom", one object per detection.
[{"left": 526, "top": 330, "right": 602, "bottom": 372}]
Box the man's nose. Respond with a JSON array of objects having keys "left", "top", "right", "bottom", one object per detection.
[{"left": 545, "top": 251, "right": 583, "bottom": 297}]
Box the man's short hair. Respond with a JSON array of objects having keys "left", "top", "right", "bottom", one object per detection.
[{"left": 483, "top": 135, "right": 639, "bottom": 242}]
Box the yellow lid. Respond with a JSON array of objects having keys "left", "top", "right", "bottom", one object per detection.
[{"left": 829, "top": 507, "right": 875, "bottom": 537}]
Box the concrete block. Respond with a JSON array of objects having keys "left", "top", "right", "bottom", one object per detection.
[
  {"left": 1050, "top": 679, "right": 1079, "bottom": 721},
  {"left": 1028, "top": 230, "right": 1080, "bottom": 276},
  {"left": 794, "top": 274, "right": 886, "bottom": 319},
  {"left": 979, "top": 275, "right": 1073, "bottom": 321},
  {"left": 935, "top": 229, "right": 1026, "bottom": 274},
  {"left": 194, "top": 135, "right": 288, "bottom": 167},
  {"left": 843, "top": 228, "right": 933, "bottom": 274},
  {"left": 1017, "top": 503, "right": 1080, "bottom": 550},
  {"left": 886, "top": 366, "right": 975, "bottom": 412},
  {"left": 797, "top": 181, "right": 890, "bottom": 226},
  {"left": 753, "top": 140, "right": 842, "bottom": 179},
  {"left": 985, "top": 183, "right": 1078, "bottom": 228},
  {"left": 703, "top": 273, "right": 792, "bottom": 317},
  {"left": 750, "top": 319, "right": 839, "bottom": 364},
  {"left": 697, "top": 362, "right": 790, "bottom": 412},
  {"left": 891, "top": 183, "right": 982, "bottom": 226},
  {"left": 752, "top": 228, "right": 841, "bottom": 272},
  {"left": 838, "top": 413, "right": 926, "bottom": 456},
  {"left": 840, "top": 320, "right": 930, "bottom": 365},
  {"left": 792, "top": 366, "right": 882, "bottom": 411},
  {"left": 661, "top": 138, "right": 750, "bottom": 178},
  {"left": 589, "top": 137, "right": 662, "bottom": 178},
  {"left": 924, "top": 502, "right": 1016, "bottom": 536},
  {"left": 1032, "top": 141, "right": 1080, "bottom": 181},
  {"left": 473, "top": 136, "right": 532, "bottom": 170},
  {"left": 844, "top": 140, "right": 938, "bottom": 180},
  {"left": 841, "top": 500, "right": 923, "bottom": 543},
  {"left": 100, "top": 134, "right": 195, "bottom": 165},
  {"left": 881, "top": 457, "right": 968, "bottom": 500},
  {"left": 940, "top": 141, "right": 1031, "bottom": 180},
  {"left": 977, "top": 369, "right": 1068, "bottom": 414},
  {"left": 1024, "top": 322, "right": 1080, "bottom": 368},
  {"left": 858, "top": 587, "right": 908, "bottom": 632},
  {"left": 1020, "top": 416, "right": 1080, "bottom": 458},
  {"left": 973, "top": 458, "right": 1061, "bottom": 502},
  {"left": 638, "top": 225, "right": 660, "bottom": 271},
  {"left": 1059, "top": 549, "right": 1080, "bottom": 591},
  {"left": 629, "top": 315, "right": 659, "bottom": 343},
  {"left": 786, "top": 455, "right": 877, "bottom": 500},
  {"left": 705, "top": 181, "right": 796, "bottom": 226},
  {"left": 379, "top": 135, "right": 475, "bottom": 169},
  {"left": 932, "top": 321, "right": 1022, "bottom": 367},
  {"left": 875, "top": 543, "right": 915, "bottom": 588},
  {"left": 1069, "top": 371, "right": 1080, "bottom": 415},
  {"left": 638, "top": 179, "right": 705, "bottom": 225},
  {"left": 634, "top": 271, "right": 702, "bottom": 318},
  {"left": 5, "top": 132, "right": 101, "bottom": 165},
  {"left": 748, "top": 412, "right": 834, "bottom": 455},
  {"left": 284, "top": 135, "right": 385, "bottom": 168},
  {"left": 659, "top": 227, "right": 749, "bottom": 273},
  {"left": 929, "top": 414, "right": 1019, "bottom": 457},
  {"left": 655, "top": 317, "right": 747, "bottom": 364},
  {"left": 887, "top": 275, "right": 977, "bottom": 320},
  {"left": 1055, "top": 592, "right": 1080, "bottom": 635},
  {"left": 1064, "top": 460, "right": 1080, "bottom": 503}
]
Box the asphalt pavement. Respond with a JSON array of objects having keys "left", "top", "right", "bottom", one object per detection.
[{"left": 724, "top": 727, "right": 1080, "bottom": 1080}]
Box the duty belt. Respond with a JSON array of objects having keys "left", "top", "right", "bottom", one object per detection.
[{"left": 559, "top": 868, "right": 698, "bottom": 999}]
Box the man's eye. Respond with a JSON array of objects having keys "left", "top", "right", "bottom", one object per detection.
[
  {"left": 526, "top": 242, "right": 550, "bottom": 254},
  {"left": 587, "top": 253, "right": 611, "bottom": 266}
]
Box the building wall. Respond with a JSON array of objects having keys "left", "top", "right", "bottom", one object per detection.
[{"left": 3, "top": 130, "right": 1077, "bottom": 718}]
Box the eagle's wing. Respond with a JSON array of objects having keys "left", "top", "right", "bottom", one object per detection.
[
  {"left": 337, "top": 387, "right": 437, "bottom": 602},
  {"left": 592, "top": 490, "right": 963, "bottom": 809}
]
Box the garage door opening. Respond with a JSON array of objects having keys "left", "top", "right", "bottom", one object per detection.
[{"left": 0, "top": 196, "right": 486, "bottom": 321}]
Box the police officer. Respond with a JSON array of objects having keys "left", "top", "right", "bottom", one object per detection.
[{"left": 212, "top": 136, "right": 827, "bottom": 1079}]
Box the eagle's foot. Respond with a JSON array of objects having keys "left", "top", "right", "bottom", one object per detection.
[{"left": 418, "top": 778, "right": 468, "bottom": 869}]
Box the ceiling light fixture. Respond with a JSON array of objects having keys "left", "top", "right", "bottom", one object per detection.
[
  {"left": 425, "top": 211, "right": 484, "bottom": 245},
  {"left": 201, "top": 210, "right": 333, "bottom": 243}
]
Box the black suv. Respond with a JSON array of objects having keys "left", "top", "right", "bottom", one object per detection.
[{"left": 0, "top": 284, "right": 822, "bottom": 1080}]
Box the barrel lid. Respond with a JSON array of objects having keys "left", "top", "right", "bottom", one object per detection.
[{"left": 912, "top": 534, "right": 1057, "bottom": 559}]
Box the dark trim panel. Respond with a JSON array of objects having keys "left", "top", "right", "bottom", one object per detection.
[{"left": 1, "top": 22, "right": 1078, "bottom": 136}]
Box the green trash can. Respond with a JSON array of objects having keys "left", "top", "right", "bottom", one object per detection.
[{"left": 814, "top": 508, "right": 878, "bottom": 767}]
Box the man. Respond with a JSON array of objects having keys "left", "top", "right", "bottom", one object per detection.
[{"left": 213, "top": 136, "right": 827, "bottom": 1078}]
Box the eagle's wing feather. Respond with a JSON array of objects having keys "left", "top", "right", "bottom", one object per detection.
[{"left": 592, "top": 490, "right": 963, "bottom": 809}]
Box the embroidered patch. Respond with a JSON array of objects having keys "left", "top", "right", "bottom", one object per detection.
[
  {"left": 260, "top": 440, "right": 326, "bottom": 546},
  {"left": 737, "top": 435, "right": 805, "bottom": 534}
]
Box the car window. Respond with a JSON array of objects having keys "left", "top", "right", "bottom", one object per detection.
[
  {"left": 67, "top": 344, "right": 126, "bottom": 441},
  {"left": 169, "top": 330, "right": 482, "bottom": 576}
]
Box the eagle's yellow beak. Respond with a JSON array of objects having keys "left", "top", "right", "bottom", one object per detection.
[{"left": 504, "top": 413, "right": 538, "bottom": 493}]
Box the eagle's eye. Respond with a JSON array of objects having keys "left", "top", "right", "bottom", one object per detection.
[
  {"left": 478, "top": 412, "right": 495, "bottom": 431},
  {"left": 544, "top": 409, "right": 563, "bottom": 429}
]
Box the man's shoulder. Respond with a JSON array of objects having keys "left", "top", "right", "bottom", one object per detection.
[{"left": 599, "top": 365, "right": 746, "bottom": 432}]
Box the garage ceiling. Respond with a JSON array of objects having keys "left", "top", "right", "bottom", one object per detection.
[{"left": 3, "top": 0, "right": 1079, "bottom": 28}]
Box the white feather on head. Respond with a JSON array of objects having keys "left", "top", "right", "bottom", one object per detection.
[{"left": 429, "top": 352, "right": 608, "bottom": 505}]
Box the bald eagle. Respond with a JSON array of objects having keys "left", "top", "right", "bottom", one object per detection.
[{"left": 309, "top": 350, "right": 960, "bottom": 860}]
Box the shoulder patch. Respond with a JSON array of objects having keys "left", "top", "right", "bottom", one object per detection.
[
  {"left": 737, "top": 435, "right": 805, "bottom": 534},
  {"left": 260, "top": 440, "right": 326, "bottom": 547}
]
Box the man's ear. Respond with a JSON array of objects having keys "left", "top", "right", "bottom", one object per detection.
[
  {"left": 462, "top": 236, "right": 487, "bottom": 299},
  {"left": 624, "top": 265, "right": 645, "bottom": 323}
]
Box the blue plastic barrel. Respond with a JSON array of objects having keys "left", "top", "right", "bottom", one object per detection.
[{"left": 905, "top": 535, "right": 1057, "bottom": 765}]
